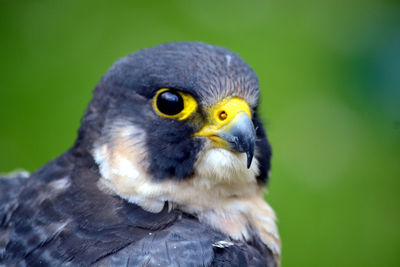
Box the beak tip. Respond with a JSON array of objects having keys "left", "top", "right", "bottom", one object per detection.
[{"left": 246, "top": 151, "right": 254, "bottom": 169}]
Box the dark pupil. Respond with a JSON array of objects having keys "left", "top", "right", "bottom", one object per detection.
[{"left": 157, "top": 91, "right": 184, "bottom": 115}]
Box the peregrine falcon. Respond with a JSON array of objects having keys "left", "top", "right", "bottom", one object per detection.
[{"left": 0, "top": 42, "right": 281, "bottom": 266}]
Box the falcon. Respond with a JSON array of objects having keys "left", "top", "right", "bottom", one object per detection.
[{"left": 0, "top": 42, "right": 281, "bottom": 266}]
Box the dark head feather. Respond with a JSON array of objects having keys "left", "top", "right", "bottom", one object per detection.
[{"left": 73, "top": 42, "right": 271, "bottom": 182}]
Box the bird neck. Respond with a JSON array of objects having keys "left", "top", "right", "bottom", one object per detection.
[{"left": 93, "top": 141, "right": 281, "bottom": 264}]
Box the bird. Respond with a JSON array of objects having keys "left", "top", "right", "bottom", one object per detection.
[{"left": 0, "top": 42, "right": 280, "bottom": 266}]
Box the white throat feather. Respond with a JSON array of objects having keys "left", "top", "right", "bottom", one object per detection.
[{"left": 92, "top": 123, "right": 281, "bottom": 264}]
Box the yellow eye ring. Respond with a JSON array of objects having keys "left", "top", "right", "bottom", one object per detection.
[{"left": 153, "top": 88, "right": 198, "bottom": 120}]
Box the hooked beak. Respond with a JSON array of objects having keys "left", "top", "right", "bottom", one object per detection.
[
  {"left": 215, "top": 112, "right": 256, "bottom": 168},
  {"left": 194, "top": 97, "right": 256, "bottom": 168}
]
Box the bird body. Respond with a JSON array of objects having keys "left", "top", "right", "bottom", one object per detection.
[{"left": 0, "top": 42, "right": 280, "bottom": 266}]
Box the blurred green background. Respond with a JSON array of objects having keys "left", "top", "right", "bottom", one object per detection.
[{"left": 1, "top": 0, "right": 399, "bottom": 266}]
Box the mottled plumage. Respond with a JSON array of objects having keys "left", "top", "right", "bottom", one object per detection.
[{"left": 0, "top": 42, "right": 280, "bottom": 266}]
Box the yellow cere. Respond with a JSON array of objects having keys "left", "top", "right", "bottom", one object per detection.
[
  {"left": 194, "top": 96, "right": 251, "bottom": 138},
  {"left": 153, "top": 88, "right": 198, "bottom": 120}
]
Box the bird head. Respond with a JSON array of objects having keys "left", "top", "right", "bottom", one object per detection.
[{"left": 74, "top": 42, "right": 272, "bottom": 211}]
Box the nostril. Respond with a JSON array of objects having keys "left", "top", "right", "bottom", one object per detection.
[{"left": 219, "top": 111, "right": 228, "bottom": 121}]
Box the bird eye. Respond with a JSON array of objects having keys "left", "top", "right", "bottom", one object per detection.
[
  {"left": 153, "top": 88, "right": 198, "bottom": 120},
  {"left": 156, "top": 91, "right": 184, "bottom": 115}
]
